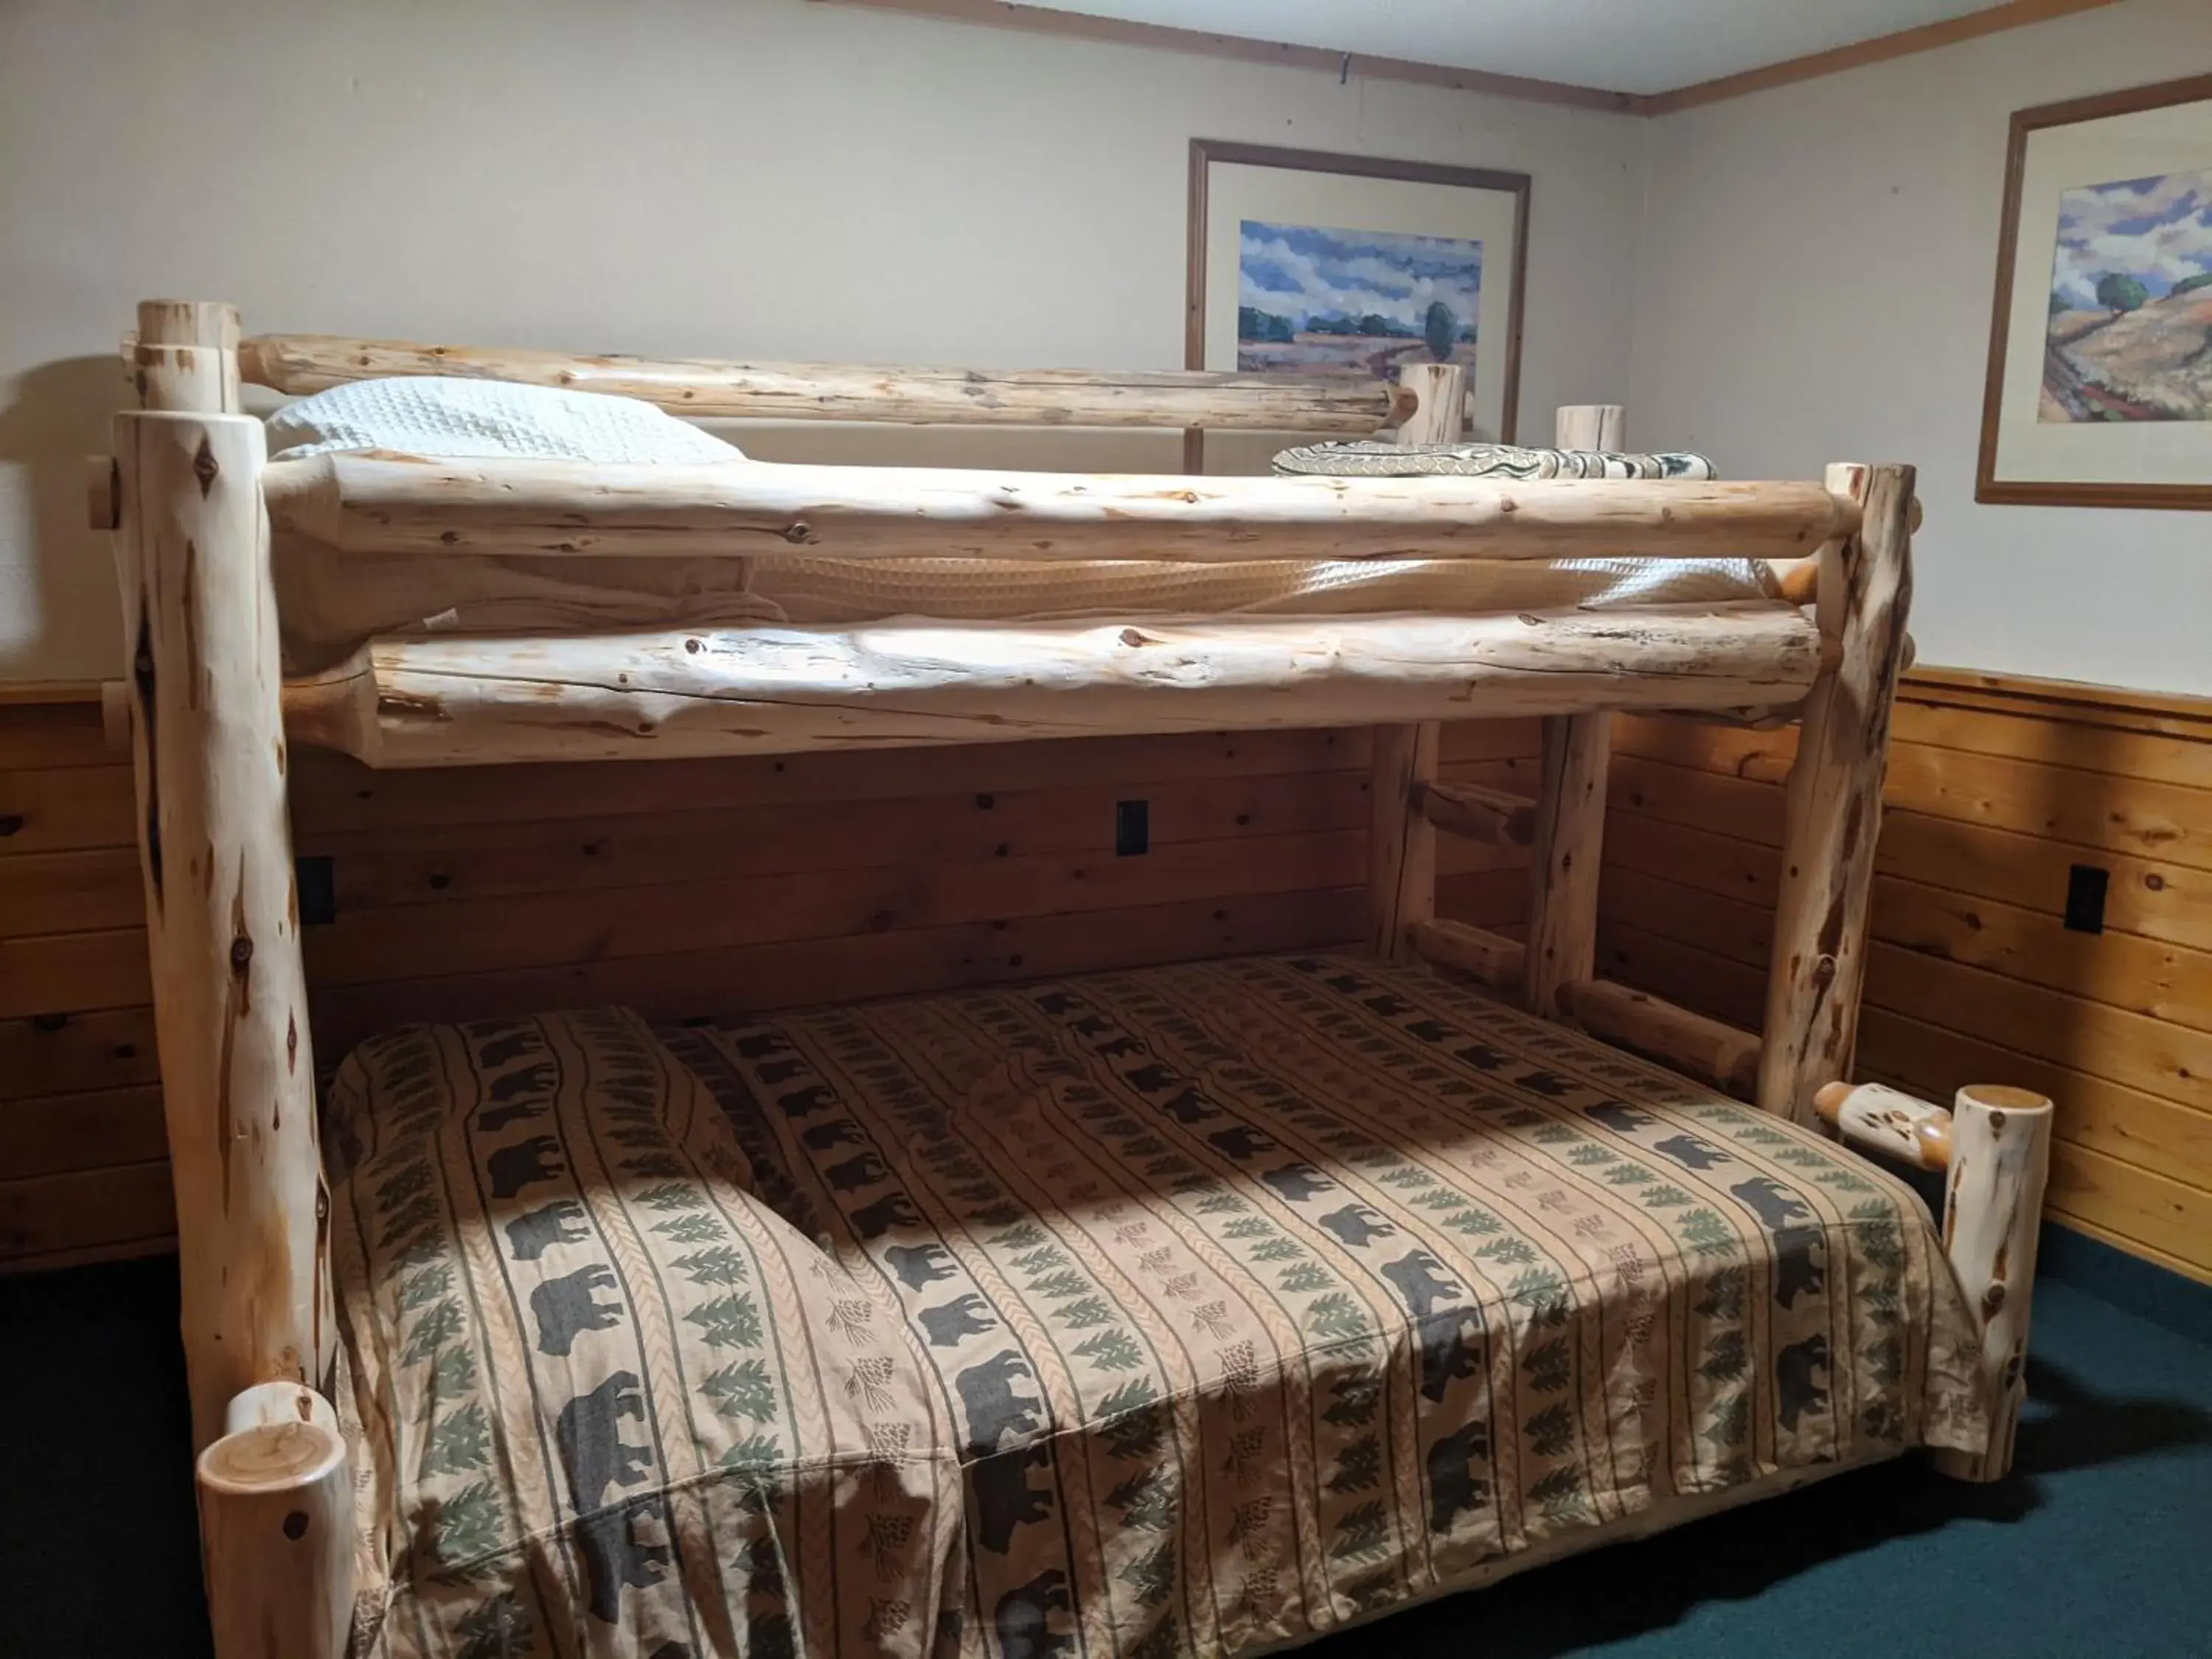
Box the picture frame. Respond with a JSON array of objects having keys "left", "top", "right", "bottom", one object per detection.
[
  {"left": 1978, "top": 71, "right": 2212, "bottom": 509},
  {"left": 1185, "top": 139, "right": 1530, "bottom": 472}
]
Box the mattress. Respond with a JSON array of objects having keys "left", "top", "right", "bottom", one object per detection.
[
  {"left": 265, "top": 378, "right": 1778, "bottom": 669},
  {"left": 661, "top": 955, "right": 1987, "bottom": 1656},
  {"left": 321, "top": 950, "right": 1990, "bottom": 1658}
]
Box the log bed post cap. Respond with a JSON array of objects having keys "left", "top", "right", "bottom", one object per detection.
[
  {"left": 1957, "top": 1082, "right": 2051, "bottom": 1115},
  {"left": 195, "top": 1396, "right": 355, "bottom": 1659},
  {"left": 137, "top": 298, "right": 240, "bottom": 348},
  {"left": 196, "top": 1417, "right": 348, "bottom": 1498}
]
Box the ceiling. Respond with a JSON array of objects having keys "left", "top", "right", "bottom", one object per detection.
[{"left": 1012, "top": 0, "right": 2011, "bottom": 94}]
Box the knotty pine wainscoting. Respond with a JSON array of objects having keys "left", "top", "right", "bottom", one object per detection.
[
  {"left": 0, "top": 707, "right": 1528, "bottom": 1268},
  {"left": 2, "top": 674, "right": 2205, "bottom": 1287}
]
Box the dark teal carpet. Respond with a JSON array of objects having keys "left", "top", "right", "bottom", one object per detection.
[{"left": 2, "top": 1259, "right": 2205, "bottom": 1657}]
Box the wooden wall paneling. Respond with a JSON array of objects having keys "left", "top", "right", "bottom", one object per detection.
[
  {"left": 1597, "top": 921, "right": 1767, "bottom": 1030},
  {"left": 1607, "top": 810, "right": 2212, "bottom": 1033},
  {"left": 288, "top": 726, "right": 1368, "bottom": 835},
  {"left": 1608, "top": 743, "right": 2212, "bottom": 958},
  {"left": 0, "top": 700, "right": 167, "bottom": 1265},
  {"left": 0, "top": 1006, "right": 161, "bottom": 1096},
  {"left": 0, "top": 1161, "right": 176, "bottom": 1264},
  {"left": 0, "top": 765, "right": 137, "bottom": 854},
  {"left": 303, "top": 830, "right": 1368, "bottom": 988},
  {"left": 313, "top": 770, "right": 1371, "bottom": 911},
  {"left": 2042, "top": 1143, "right": 2211, "bottom": 1271},
  {"left": 309, "top": 886, "right": 1368, "bottom": 1058},
  {"left": 0, "top": 699, "right": 118, "bottom": 770},
  {"left": 0, "top": 1085, "right": 168, "bottom": 1178},
  {"left": 1890, "top": 698, "right": 2212, "bottom": 790},
  {"left": 1857, "top": 1006, "right": 2212, "bottom": 1194},
  {"left": 0, "top": 847, "right": 146, "bottom": 936},
  {"left": 1618, "top": 709, "right": 2212, "bottom": 874},
  {"left": 0, "top": 929, "right": 150, "bottom": 1020},
  {"left": 1600, "top": 680, "right": 2212, "bottom": 1281}
]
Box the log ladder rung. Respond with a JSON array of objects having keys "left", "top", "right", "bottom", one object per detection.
[
  {"left": 1411, "top": 779, "right": 1537, "bottom": 848},
  {"left": 1409, "top": 918, "right": 1526, "bottom": 994},
  {"left": 1555, "top": 978, "right": 1763, "bottom": 1099}
]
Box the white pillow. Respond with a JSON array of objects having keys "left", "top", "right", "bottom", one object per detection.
[{"left": 265, "top": 375, "right": 745, "bottom": 465}]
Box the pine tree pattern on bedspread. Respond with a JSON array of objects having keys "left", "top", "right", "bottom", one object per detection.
[
  {"left": 661, "top": 954, "right": 1988, "bottom": 1657},
  {"left": 324, "top": 1007, "right": 967, "bottom": 1659},
  {"left": 322, "top": 960, "right": 1986, "bottom": 1658}
]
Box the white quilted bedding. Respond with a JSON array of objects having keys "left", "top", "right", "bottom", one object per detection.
[
  {"left": 266, "top": 375, "right": 745, "bottom": 466},
  {"left": 265, "top": 378, "right": 1775, "bottom": 666}
]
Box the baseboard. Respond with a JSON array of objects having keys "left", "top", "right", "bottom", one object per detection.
[{"left": 2039, "top": 1221, "right": 2212, "bottom": 1346}]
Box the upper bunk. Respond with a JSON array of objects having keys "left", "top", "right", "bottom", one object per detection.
[{"left": 105, "top": 299, "right": 1901, "bottom": 771}]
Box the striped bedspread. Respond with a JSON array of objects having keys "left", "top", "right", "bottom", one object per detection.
[
  {"left": 328, "top": 956, "right": 1986, "bottom": 1658},
  {"left": 667, "top": 953, "right": 1988, "bottom": 1655}
]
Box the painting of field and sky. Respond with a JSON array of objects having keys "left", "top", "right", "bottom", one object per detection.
[
  {"left": 1237, "top": 220, "right": 1481, "bottom": 381},
  {"left": 2044, "top": 167, "right": 2212, "bottom": 422}
]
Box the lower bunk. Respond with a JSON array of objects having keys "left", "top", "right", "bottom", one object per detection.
[{"left": 324, "top": 953, "right": 1990, "bottom": 1658}]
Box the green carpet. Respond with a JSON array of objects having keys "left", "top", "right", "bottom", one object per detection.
[{"left": 2, "top": 1259, "right": 2205, "bottom": 1657}]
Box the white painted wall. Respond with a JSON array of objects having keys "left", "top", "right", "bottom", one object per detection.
[
  {"left": 1629, "top": 0, "right": 2212, "bottom": 696},
  {"left": 0, "top": 0, "right": 1646, "bottom": 681}
]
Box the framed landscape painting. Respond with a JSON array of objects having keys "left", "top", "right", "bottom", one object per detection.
[
  {"left": 1980, "top": 72, "right": 2212, "bottom": 508},
  {"left": 1187, "top": 141, "right": 1528, "bottom": 471}
]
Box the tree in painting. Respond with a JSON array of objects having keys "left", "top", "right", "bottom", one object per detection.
[
  {"left": 2043, "top": 167, "right": 2212, "bottom": 421},
  {"left": 1422, "top": 300, "right": 1458, "bottom": 363},
  {"left": 1237, "top": 220, "right": 1481, "bottom": 382}
]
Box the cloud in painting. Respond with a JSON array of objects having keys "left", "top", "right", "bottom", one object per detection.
[
  {"left": 2050, "top": 167, "right": 2212, "bottom": 307},
  {"left": 1239, "top": 220, "right": 1482, "bottom": 335}
]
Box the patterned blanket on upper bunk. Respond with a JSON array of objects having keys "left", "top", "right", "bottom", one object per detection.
[{"left": 325, "top": 956, "right": 1988, "bottom": 1659}]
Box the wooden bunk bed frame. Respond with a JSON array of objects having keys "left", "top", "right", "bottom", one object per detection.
[{"left": 100, "top": 298, "right": 2055, "bottom": 1658}]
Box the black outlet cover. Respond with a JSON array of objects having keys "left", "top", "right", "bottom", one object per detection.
[
  {"left": 296, "top": 855, "right": 338, "bottom": 926},
  {"left": 1115, "top": 799, "right": 1150, "bottom": 857},
  {"left": 2064, "top": 863, "right": 2108, "bottom": 935}
]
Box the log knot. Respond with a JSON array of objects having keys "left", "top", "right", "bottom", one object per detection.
[
  {"left": 231, "top": 936, "right": 254, "bottom": 974},
  {"left": 192, "top": 436, "right": 220, "bottom": 496}
]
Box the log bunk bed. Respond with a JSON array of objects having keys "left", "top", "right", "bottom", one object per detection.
[{"left": 102, "top": 299, "right": 2055, "bottom": 1659}]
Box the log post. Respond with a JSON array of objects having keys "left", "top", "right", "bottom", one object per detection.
[
  {"left": 1930, "top": 1085, "right": 2053, "bottom": 1484},
  {"left": 111, "top": 303, "right": 330, "bottom": 1460},
  {"left": 1368, "top": 363, "right": 1465, "bottom": 958},
  {"left": 198, "top": 1387, "right": 355, "bottom": 1659},
  {"left": 1525, "top": 714, "right": 1608, "bottom": 1016},
  {"left": 130, "top": 299, "right": 243, "bottom": 414},
  {"left": 1553, "top": 403, "right": 1625, "bottom": 454},
  {"left": 1757, "top": 463, "right": 1914, "bottom": 1124},
  {"left": 1523, "top": 406, "right": 1620, "bottom": 1016}
]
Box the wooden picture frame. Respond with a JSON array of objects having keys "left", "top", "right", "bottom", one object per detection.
[
  {"left": 1978, "top": 71, "right": 2212, "bottom": 509},
  {"left": 1185, "top": 139, "right": 1530, "bottom": 471}
]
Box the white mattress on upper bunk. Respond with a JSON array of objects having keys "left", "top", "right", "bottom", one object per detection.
[{"left": 265, "top": 377, "right": 1780, "bottom": 669}]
